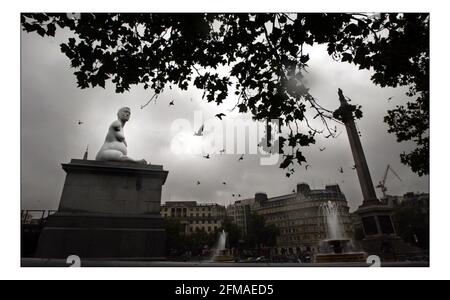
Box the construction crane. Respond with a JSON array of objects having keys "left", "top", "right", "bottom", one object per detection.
[{"left": 376, "top": 164, "right": 402, "bottom": 198}]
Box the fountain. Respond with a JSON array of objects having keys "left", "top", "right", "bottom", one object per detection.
[
  {"left": 314, "top": 201, "right": 367, "bottom": 263},
  {"left": 211, "top": 230, "right": 234, "bottom": 262}
]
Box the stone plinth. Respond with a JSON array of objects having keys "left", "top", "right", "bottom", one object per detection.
[
  {"left": 58, "top": 159, "right": 167, "bottom": 214},
  {"left": 36, "top": 159, "right": 168, "bottom": 259}
]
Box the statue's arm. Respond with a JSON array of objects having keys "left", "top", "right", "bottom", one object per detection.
[{"left": 111, "top": 121, "right": 125, "bottom": 142}]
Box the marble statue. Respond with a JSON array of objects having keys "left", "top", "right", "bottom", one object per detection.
[{"left": 96, "top": 107, "right": 147, "bottom": 164}]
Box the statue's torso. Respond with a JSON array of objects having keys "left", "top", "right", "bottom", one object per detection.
[{"left": 98, "top": 122, "right": 128, "bottom": 156}]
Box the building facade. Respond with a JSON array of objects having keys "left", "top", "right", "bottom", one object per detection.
[
  {"left": 252, "top": 183, "right": 354, "bottom": 254},
  {"left": 226, "top": 198, "right": 255, "bottom": 236},
  {"left": 161, "top": 201, "right": 227, "bottom": 235}
]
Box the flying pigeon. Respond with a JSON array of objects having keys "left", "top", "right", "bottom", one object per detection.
[
  {"left": 203, "top": 154, "right": 210, "bottom": 159},
  {"left": 319, "top": 147, "right": 326, "bottom": 152},
  {"left": 78, "top": 120, "right": 84, "bottom": 125},
  {"left": 169, "top": 100, "right": 175, "bottom": 106},
  {"left": 215, "top": 113, "right": 226, "bottom": 120},
  {"left": 238, "top": 154, "right": 244, "bottom": 161},
  {"left": 194, "top": 125, "right": 204, "bottom": 136},
  {"left": 339, "top": 167, "right": 344, "bottom": 174}
]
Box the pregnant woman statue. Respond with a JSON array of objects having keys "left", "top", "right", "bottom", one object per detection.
[{"left": 96, "top": 107, "right": 147, "bottom": 164}]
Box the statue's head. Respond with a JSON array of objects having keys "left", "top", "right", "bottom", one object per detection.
[{"left": 117, "top": 107, "right": 131, "bottom": 122}]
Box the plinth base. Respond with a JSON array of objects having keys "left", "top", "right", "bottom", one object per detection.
[
  {"left": 35, "top": 159, "right": 169, "bottom": 259},
  {"left": 36, "top": 213, "right": 165, "bottom": 259}
]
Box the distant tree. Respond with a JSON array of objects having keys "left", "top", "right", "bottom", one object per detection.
[
  {"left": 246, "top": 213, "right": 280, "bottom": 248},
  {"left": 394, "top": 203, "right": 429, "bottom": 250},
  {"left": 21, "top": 13, "right": 429, "bottom": 175},
  {"left": 264, "top": 224, "right": 280, "bottom": 247},
  {"left": 163, "top": 218, "right": 186, "bottom": 254}
]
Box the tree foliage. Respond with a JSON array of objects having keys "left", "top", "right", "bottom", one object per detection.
[
  {"left": 246, "top": 213, "right": 280, "bottom": 247},
  {"left": 21, "top": 13, "right": 429, "bottom": 175},
  {"left": 394, "top": 200, "right": 429, "bottom": 250}
]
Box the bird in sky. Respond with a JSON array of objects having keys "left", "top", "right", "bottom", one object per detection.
[
  {"left": 351, "top": 165, "right": 357, "bottom": 170},
  {"left": 196, "top": 181, "right": 201, "bottom": 185},
  {"left": 305, "top": 165, "right": 310, "bottom": 170},
  {"left": 219, "top": 149, "right": 226, "bottom": 155},
  {"left": 238, "top": 154, "right": 244, "bottom": 161},
  {"left": 194, "top": 125, "right": 204, "bottom": 136},
  {"left": 238, "top": 194, "right": 241, "bottom": 197},
  {"left": 169, "top": 100, "right": 175, "bottom": 106},
  {"left": 319, "top": 147, "right": 326, "bottom": 152},
  {"left": 222, "top": 182, "right": 227, "bottom": 185},
  {"left": 292, "top": 189, "right": 296, "bottom": 193},
  {"left": 232, "top": 194, "right": 235, "bottom": 197},
  {"left": 215, "top": 113, "right": 226, "bottom": 120},
  {"left": 339, "top": 167, "right": 344, "bottom": 174},
  {"left": 78, "top": 120, "right": 84, "bottom": 125},
  {"left": 203, "top": 154, "right": 210, "bottom": 159}
]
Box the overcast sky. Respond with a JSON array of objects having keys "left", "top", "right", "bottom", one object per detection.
[{"left": 21, "top": 23, "right": 429, "bottom": 213}]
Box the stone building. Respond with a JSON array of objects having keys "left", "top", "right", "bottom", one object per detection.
[
  {"left": 161, "top": 201, "right": 226, "bottom": 235},
  {"left": 252, "top": 183, "right": 354, "bottom": 255},
  {"left": 226, "top": 198, "right": 255, "bottom": 236}
]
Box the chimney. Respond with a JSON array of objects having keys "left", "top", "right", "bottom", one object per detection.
[
  {"left": 255, "top": 192, "right": 268, "bottom": 203},
  {"left": 297, "top": 183, "right": 310, "bottom": 195}
]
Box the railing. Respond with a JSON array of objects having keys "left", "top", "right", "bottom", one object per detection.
[{"left": 21, "top": 210, "right": 57, "bottom": 225}]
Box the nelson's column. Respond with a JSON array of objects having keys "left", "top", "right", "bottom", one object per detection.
[{"left": 333, "top": 89, "right": 421, "bottom": 259}]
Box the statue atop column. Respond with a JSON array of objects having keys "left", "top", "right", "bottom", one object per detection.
[{"left": 96, "top": 107, "right": 147, "bottom": 164}]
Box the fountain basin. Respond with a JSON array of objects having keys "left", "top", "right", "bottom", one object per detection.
[
  {"left": 314, "top": 239, "right": 367, "bottom": 263},
  {"left": 212, "top": 249, "right": 234, "bottom": 262},
  {"left": 314, "top": 252, "right": 367, "bottom": 263}
]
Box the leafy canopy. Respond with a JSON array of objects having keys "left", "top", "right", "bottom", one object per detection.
[{"left": 21, "top": 13, "right": 429, "bottom": 176}]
